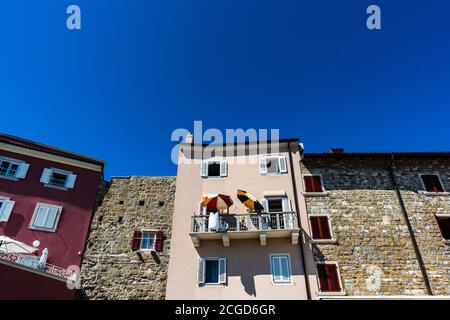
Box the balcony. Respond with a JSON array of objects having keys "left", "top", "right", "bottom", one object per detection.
[
  {"left": 0, "top": 251, "right": 77, "bottom": 281},
  {"left": 190, "top": 212, "right": 300, "bottom": 247}
]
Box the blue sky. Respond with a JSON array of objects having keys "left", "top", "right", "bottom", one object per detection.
[{"left": 1, "top": 1, "right": 449, "bottom": 178}]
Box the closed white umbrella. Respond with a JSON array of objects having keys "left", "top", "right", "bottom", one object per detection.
[
  {"left": 0, "top": 236, "right": 37, "bottom": 254},
  {"left": 37, "top": 248, "right": 48, "bottom": 270}
]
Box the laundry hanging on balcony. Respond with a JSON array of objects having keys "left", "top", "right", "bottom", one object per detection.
[
  {"left": 201, "top": 194, "right": 233, "bottom": 211},
  {"left": 237, "top": 189, "right": 264, "bottom": 213},
  {"left": 208, "top": 211, "right": 221, "bottom": 231}
]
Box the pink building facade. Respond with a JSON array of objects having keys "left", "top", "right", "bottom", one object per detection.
[{"left": 166, "top": 137, "right": 319, "bottom": 299}]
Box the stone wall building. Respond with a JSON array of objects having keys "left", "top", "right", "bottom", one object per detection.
[
  {"left": 79, "top": 176, "right": 176, "bottom": 299},
  {"left": 300, "top": 152, "right": 450, "bottom": 297}
]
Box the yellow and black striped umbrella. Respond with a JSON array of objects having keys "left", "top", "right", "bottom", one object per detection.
[
  {"left": 237, "top": 189, "right": 264, "bottom": 213},
  {"left": 201, "top": 194, "right": 234, "bottom": 211}
]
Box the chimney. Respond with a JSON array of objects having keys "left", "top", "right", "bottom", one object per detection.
[
  {"left": 328, "top": 148, "right": 344, "bottom": 154},
  {"left": 185, "top": 132, "right": 194, "bottom": 144}
]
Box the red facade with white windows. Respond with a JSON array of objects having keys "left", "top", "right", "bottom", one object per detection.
[{"left": 0, "top": 134, "right": 104, "bottom": 299}]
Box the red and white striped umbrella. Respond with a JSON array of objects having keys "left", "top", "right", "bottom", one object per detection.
[{"left": 201, "top": 194, "right": 233, "bottom": 211}]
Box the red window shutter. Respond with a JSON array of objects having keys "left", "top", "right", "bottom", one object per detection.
[
  {"left": 317, "top": 264, "right": 330, "bottom": 291},
  {"left": 131, "top": 230, "right": 142, "bottom": 252},
  {"left": 317, "top": 263, "right": 341, "bottom": 292},
  {"left": 155, "top": 230, "right": 164, "bottom": 252},
  {"left": 310, "top": 216, "right": 321, "bottom": 239},
  {"left": 311, "top": 216, "right": 332, "bottom": 240},
  {"left": 325, "top": 264, "right": 341, "bottom": 291},
  {"left": 304, "top": 176, "right": 314, "bottom": 192},
  {"left": 311, "top": 176, "right": 323, "bottom": 192}
]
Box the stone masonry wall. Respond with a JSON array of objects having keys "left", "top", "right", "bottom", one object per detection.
[
  {"left": 301, "top": 157, "right": 429, "bottom": 296},
  {"left": 393, "top": 158, "right": 450, "bottom": 295},
  {"left": 80, "top": 176, "right": 176, "bottom": 300}
]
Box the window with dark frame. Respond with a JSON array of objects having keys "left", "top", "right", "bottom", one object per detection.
[
  {"left": 317, "top": 263, "right": 342, "bottom": 292},
  {"left": 310, "top": 216, "right": 332, "bottom": 240},
  {"left": 266, "top": 157, "right": 280, "bottom": 174},
  {"left": 304, "top": 175, "right": 324, "bottom": 193},
  {"left": 0, "top": 160, "right": 19, "bottom": 177},
  {"left": 49, "top": 172, "right": 69, "bottom": 187},
  {"left": 207, "top": 162, "right": 221, "bottom": 177},
  {"left": 204, "top": 259, "right": 220, "bottom": 284},
  {"left": 421, "top": 175, "right": 445, "bottom": 193},
  {"left": 436, "top": 216, "right": 450, "bottom": 240}
]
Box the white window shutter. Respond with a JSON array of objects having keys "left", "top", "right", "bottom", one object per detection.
[
  {"left": 15, "top": 163, "right": 30, "bottom": 179},
  {"left": 201, "top": 161, "right": 208, "bottom": 177},
  {"left": 220, "top": 160, "right": 228, "bottom": 177},
  {"left": 219, "top": 258, "right": 227, "bottom": 284},
  {"left": 0, "top": 200, "right": 15, "bottom": 222},
  {"left": 278, "top": 156, "right": 287, "bottom": 173},
  {"left": 282, "top": 197, "right": 291, "bottom": 212},
  {"left": 260, "top": 158, "right": 268, "bottom": 174},
  {"left": 65, "top": 174, "right": 77, "bottom": 189},
  {"left": 40, "top": 168, "right": 53, "bottom": 184},
  {"left": 260, "top": 199, "right": 268, "bottom": 213},
  {"left": 198, "top": 258, "right": 205, "bottom": 284}
]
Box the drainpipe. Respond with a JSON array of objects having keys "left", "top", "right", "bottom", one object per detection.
[
  {"left": 287, "top": 142, "right": 312, "bottom": 300},
  {"left": 387, "top": 154, "right": 433, "bottom": 295}
]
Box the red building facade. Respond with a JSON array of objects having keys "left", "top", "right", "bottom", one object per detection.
[{"left": 0, "top": 134, "right": 105, "bottom": 299}]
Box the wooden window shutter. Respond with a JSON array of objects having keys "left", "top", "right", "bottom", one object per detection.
[
  {"left": 201, "top": 161, "right": 208, "bottom": 177},
  {"left": 311, "top": 216, "right": 331, "bottom": 240},
  {"left": 317, "top": 263, "right": 341, "bottom": 292},
  {"left": 304, "top": 176, "right": 323, "bottom": 192},
  {"left": 197, "top": 258, "right": 205, "bottom": 284},
  {"left": 131, "top": 230, "right": 142, "bottom": 252},
  {"left": 155, "top": 229, "right": 164, "bottom": 252},
  {"left": 220, "top": 160, "right": 228, "bottom": 177},
  {"left": 40, "top": 168, "right": 53, "bottom": 184},
  {"left": 0, "top": 200, "right": 15, "bottom": 222},
  {"left": 310, "top": 216, "right": 321, "bottom": 239},
  {"left": 218, "top": 258, "right": 227, "bottom": 284},
  {"left": 325, "top": 264, "right": 341, "bottom": 291},
  {"left": 65, "top": 174, "right": 77, "bottom": 189},
  {"left": 304, "top": 176, "right": 314, "bottom": 192},
  {"left": 15, "top": 163, "right": 30, "bottom": 179},
  {"left": 278, "top": 156, "right": 287, "bottom": 173},
  {"left": 260, "top": 158, "right": 268, "bottom": 174}
]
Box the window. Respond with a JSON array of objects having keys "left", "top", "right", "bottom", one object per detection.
[
  {"left": 436, "top": 216, "right": 450, "bottom": 240},
  {"left": 40, "top": 168, "right": 77, "bottom": 189},
  {"left": 131, "top": 230, "right": 164, "bottom": 252},
  {"left": 0, "top": 198, "right": 15, "bottom": 222},
  {"left": 261, "top": 197, "right": 291, "bottom": 213},
  {"left": 304, "top": 175, "right": 324, "bottom": 193},
  {"left": 271, "top": 254, "right": 292, "bottom": 284},
  {"left": 141, "top": 231, "right": 156, "bottom": 250},
  {"left": 29, "top": 203, "right": 63, "bottom": 232},
  {"left": 0, "top": 157, "right": 29, "bottom": 180},
  {"left": 201, "top": 160, "right": 227, "bottom": 178},
  {"left": 198, "top": 257, "right": 226, "bottom": 285},
  {"left": 317, "top": 263, "right": 342, "bottom": 292},
  {"left": 260, "top": 197, "right": 293, "bottom": 229},
  {"left": 310, "top": 215, "right": 333, "bottom": 240},
  {"left": 260, "top": 156, "right": 287, "bottom": 175},
  {"left": 420, "top": 174, "right": 445, "bottom": 193}
]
